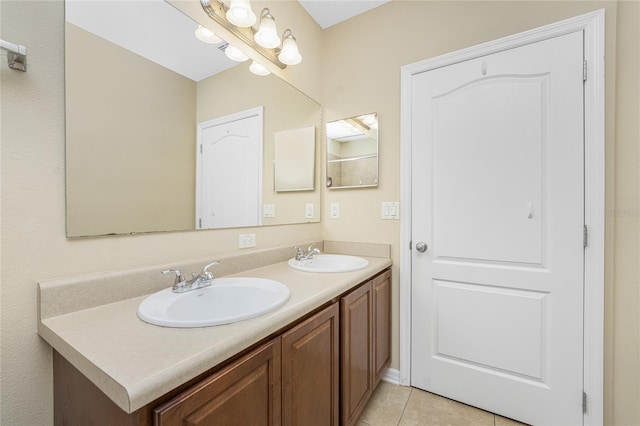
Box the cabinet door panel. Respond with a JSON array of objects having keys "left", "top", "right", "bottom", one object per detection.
[
  {"left": 282, "top": 303, "right": 339, "bottom": 426},
  {"left": 373, "top": 270, "right": 392, "bottom": 386},
  {"left": 154, "top": 338, "right": 281, "bottom": 426},
  {"left": 341, "top": 282, "right": 373, "bottom": 426}
]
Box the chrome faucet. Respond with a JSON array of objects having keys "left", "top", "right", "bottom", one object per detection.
[
  {"left": 162, "top": 261, "right": 220, "bottom": 293},
  {"left": 294, "top": 244, "right": 320, "bottom": 261}
]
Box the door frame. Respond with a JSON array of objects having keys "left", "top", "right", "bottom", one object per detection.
[
  {"left": 399, "top": 10, "right": 605, "bottom": 425},
  {"left": 195, "top": 106, "right": 264, "bottom": 229}
]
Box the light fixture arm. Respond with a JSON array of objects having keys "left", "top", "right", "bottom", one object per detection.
[
  {"left": 260, "top": 8, "right": 274, "bottom": 21},
  {"left": 282, "top": 28, "right": 295, "bottom": 41},
  {"left": 199, "top": 0, "right": 286, "bottom": 70}
]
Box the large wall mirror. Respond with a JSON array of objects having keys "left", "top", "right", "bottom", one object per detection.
[
  {"left": 326, "top": 113, "right": 379, "bottom": 189},
  {"left": 65, "top": 0, "right": 321, "bottom": 237}
]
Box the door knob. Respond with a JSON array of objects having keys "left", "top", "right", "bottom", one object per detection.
[{"left": 415, "top": 242, "right": 428, "bottom": 253}]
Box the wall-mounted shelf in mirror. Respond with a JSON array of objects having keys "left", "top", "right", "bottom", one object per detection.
[{"left": 326, "top": 113, "right": 378, "bottom": 189}]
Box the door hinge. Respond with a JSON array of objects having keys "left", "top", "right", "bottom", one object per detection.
[
  {"left": 583, "top": 391, "right": 588, "bottom": 414},
  {"left": 199, "top": 144, "right": 203, "bottom": 154},
  {"left": 409, "top": 240, "right": 412, "bottom": 250},
  {"left": 583, "top": 225, "right": 588, "bottom": 248},
  {"left": 583, "top": 60, "right": 588, "bottom": 82},
  {"left": 198, "top": 218, "right": 202, "bottom": 228}
]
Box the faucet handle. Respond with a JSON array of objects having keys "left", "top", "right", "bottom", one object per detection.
[
  {"left": 293, "top": 246, "right": 304, "bottom": 260},
  {"left": 307, "top": 244, "right": 321, "bottom": 257},
  {"left": 201, "top": 261, "right": 220, "bottom": 280},
  {"left": 162, "top": 269, "right": 184, "bottom": 285}
]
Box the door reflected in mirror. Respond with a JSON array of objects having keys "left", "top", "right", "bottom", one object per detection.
[{"left": 326, "top": 113, "right": 378, "bottom": 189}]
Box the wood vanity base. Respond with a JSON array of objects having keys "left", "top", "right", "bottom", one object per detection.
[{"left": 53, "top": 269, "right": 391, "bottom": 426}]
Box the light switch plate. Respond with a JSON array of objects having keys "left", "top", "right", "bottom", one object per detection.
[
  {"left": 305, "top": 203, "right": 314, "bottom": 219},
  {"left": 330, "top": 203, "right": 340, "bottom": 219},
  {"left": 239, "top": 233, "right": 256, "bottom": 248},
  {"left": 382, "top": 202, "right": 400, "bottom": 220},
  {"left": 264, "top": 204, "right": 275, "bottom": 218}
]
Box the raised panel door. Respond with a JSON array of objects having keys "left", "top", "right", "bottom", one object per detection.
[
  {"left": 154, "top": 338, "right": 281, "bottom": 426},
  {"left": 372, "top": 270, "right": 391, "bottom": 386},
  {"left": 410, "top": 31, "right": 585, "bottom": 425},
  {"left": 340, "top": 282, "right": 373, "bottom": 426},
  {"left": 281, "top": 303, "right": 339, "bottom": 426}
]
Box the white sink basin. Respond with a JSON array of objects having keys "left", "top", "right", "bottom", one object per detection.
[
  {"left": 137, "top": 277, "right": 290, "bottom": 328},
  {"left": 288, "top": 254, "right": 369, "bottom": 273}
]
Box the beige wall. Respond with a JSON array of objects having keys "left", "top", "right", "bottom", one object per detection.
[
  {"left": 1, "top": 1, "right": 638, "bottom": 425},
  {"left": 65, "top": 23, "right": 197, "bottom": 236},
  {"left": 611, "top": 1, "right": 640, "bottom": 423},
  {"left": 321, "top": 1, "right": 638, "bottom": 424},
  {"left": 0, "top": 1, "right": 322, "bottom": 425}
]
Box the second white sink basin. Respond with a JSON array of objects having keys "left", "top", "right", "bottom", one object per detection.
[
  {"left": 288, "top": 254, "right": 369, "bottom": 273},
  {"left": 137, "top": 277, "right": 290, "bottom": 328}
]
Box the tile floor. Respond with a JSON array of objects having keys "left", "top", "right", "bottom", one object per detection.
[{"left": 357, "top": 382, "right": 528, "bottom": 426}]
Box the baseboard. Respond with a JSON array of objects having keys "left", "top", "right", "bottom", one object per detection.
[{"left": 381, "top": 368, "right": 401, "bottom": 385}]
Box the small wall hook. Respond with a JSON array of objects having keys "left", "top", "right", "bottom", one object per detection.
[{"left": 0, "top": 39, "right": 27, "bottom": 72}]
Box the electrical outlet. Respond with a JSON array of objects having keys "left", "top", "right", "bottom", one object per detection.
[
  {"left": 330, "top": 203, "right": 340, "bottom": 219},
  {"left": 305, "top": 203, "right": 314, "bottom": 219},
  {"left": 239, "top": 233, "right": 256, "bottom": 248}
]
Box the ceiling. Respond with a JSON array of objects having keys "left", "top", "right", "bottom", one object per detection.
[
  {"left": 298, "top": 0, "right": 391, "bottom": 29},
  {"left": 65, "top": 0, "right": 390, "bottom": 82},
  {"left": 66, "top": 0, "right": 237, "bottom": 82}
]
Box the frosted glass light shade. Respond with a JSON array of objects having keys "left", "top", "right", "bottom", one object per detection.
[
  {"left": 225, "top": 44, "right": 249, "bottom": 62},
  {"left": 195, "top": 25, "right": 222, "bottom": 44},
  {"left": 249, "top": 61, "right": 271, "bottom": 76},
  {"left": 226, "top": 0, "right": 256, "bottom": 27},
  {"left": 254, "top": 10, "right": 280, "bottom": 49},
  {"left": 278, "top": 31, "right": 302, "bottom": 66}
]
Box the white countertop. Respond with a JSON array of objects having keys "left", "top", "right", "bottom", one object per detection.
[{"left": 38, "top": 257, "right": 392, "bottom": 413}]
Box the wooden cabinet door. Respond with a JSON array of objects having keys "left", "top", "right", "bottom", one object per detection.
[
  {"left": 154, "top": 338, "right": 281, "bottom": 426},
  {"left": 281, "top": 303, "right": 339, "bottom": 426},
  {"left": 340, "top": 282, "right": 373, "bottom": 426},
  {"left": 372, "top": 270, "right": 391, "bottom": 386}
]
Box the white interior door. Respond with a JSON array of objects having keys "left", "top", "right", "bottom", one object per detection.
[
  {"left": 410, "top": 32, "right": 585, "bottom": 425},
  {"left": 197, "top": 107, "right": 263, "bottom": 229}
]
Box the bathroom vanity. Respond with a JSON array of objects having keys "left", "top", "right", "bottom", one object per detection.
[{"left": 38, "top": 242, "right": 392, "bottom": 425}]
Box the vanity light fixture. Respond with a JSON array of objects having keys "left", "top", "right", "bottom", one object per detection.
[
  {"left": 254, "top": 8, "right": 280, "bottom": 49},
  {"left": 199, "top": 0, "right": 303, "bottom": 74},
  {"left": 226, "top": 0, "right": 257, "bottom": 27},
  {"left": 249, "top": 60, "right": 271, "bottom": 76},
  {"left": 224, "top": 44, "right": 250, "bottom": 62},
  {"left": 360, "top": 113, "right": 378, "bottom": 129},
  {"left": 278, "top": 29, "right": 302, "bottom": 66},
  {"left": 195, "top": 25, "right": 223, "bottom": 44}
]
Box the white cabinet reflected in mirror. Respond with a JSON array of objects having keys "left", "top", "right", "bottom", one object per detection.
[
  {"left": 326, "top": 113, "right": 378, "bottom": 189},
  {"left": 274, "top": 126, "right": 316, "bottom": 192}
]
